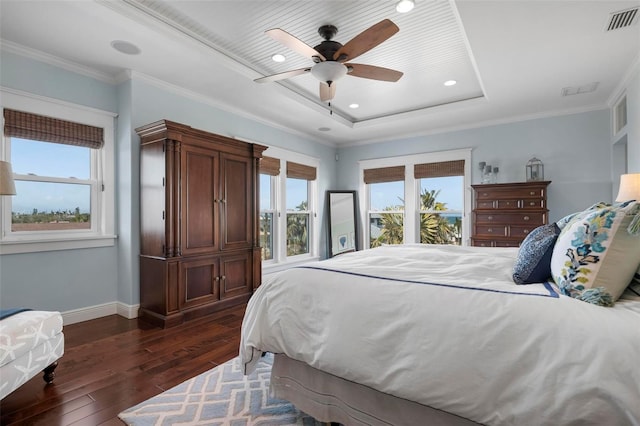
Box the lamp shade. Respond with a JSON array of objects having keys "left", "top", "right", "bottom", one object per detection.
[
  {"left": 615, "top": 173, "right": 640, "bottom": 202},
  {"left": 0, "top": 161, "right": 16, "bottom": 195},
  {"left": 310, "top": 61, "right": 348, "bottom": 84}
]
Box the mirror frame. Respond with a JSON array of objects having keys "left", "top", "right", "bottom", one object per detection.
[{"left": 326, "top": 190, "right": 359, "bottom": 258}]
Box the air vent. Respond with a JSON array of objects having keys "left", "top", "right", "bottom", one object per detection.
[
  {"left": 561, "top": 82, "right": 599, "bottom": 97},
  {"left": 606, "top": 7, "right": 638, "bottom": 31}
]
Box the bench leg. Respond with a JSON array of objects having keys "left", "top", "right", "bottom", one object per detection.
[{"left": 43, "top": 361, "right": 58, "bottom": 384}]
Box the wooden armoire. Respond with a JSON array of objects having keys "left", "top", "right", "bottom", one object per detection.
[{"left": 137, "top": 120, "right": 266, "bottom": 328}]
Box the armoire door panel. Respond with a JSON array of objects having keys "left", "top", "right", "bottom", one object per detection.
[
  {"left": 179, "top": 257, "right": 220, "bottom": 310},
  {"left": 181, "top": 145, "right": 219, "bottom": 255},
  {"left": 221, "top": 154, "right": 252, "bottom": 250},
  {"left": 220, "top": 253, "right": 251, "bottom": 299}
]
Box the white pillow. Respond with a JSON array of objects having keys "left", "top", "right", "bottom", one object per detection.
[{"left": 551, "top": 201, "right": 640, "bottom": 306}]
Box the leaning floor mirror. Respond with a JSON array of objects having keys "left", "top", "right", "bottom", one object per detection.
[{"left": 326, "top": 190, "right": 359, "bottom": 257}]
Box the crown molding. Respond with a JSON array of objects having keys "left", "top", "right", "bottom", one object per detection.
[
  {"left": 0, "top": 39, "right": 117, "bottom": 84},
  {"left": 606, "top": 53, "right": 640, "bottom": 107}
]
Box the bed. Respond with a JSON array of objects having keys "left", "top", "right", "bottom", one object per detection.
[{"left": 240, "top": 244, "right": 640, "bottom": 425}]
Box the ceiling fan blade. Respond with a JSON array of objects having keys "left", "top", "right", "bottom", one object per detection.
[
  {"left": 319, "top": 82, "right": 336, "bottom": 102},
  {"left": 333, "top": 19, "right": 399, "bottom": 62},
  {"left": 347, "top": 63, "right": 403, "bottom": 82},
  {"left": 266, "top": 28, "right": 326, "bottom": 61},
  {"left": 254, "top": 67, "right": 311, "bottom": 83}
]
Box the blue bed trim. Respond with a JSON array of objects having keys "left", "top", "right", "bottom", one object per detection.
[
  {"left": 295, "top": 266, "right": 559, "bottom": 298},
  {"left": 0, "top": 308, "right": 31, "bottom": 320}
]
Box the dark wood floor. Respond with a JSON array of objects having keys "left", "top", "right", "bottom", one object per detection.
[{"left": 0, "top": 303, "right": 246, "bottom": 425}]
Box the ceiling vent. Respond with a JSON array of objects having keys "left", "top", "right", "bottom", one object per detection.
[
  {"left": 561, "top": 82, "right": 599, "bottom": 97},
  {"left": 606, "top": 7, "right": 638, "bottom": 31}
]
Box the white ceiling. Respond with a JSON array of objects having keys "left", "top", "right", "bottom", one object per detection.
[{"left": 1, "top": 0, "right": 639, "bottom": 147}]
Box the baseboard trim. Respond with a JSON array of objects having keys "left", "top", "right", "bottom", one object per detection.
[{"left": 62, "top": 301, "right": 139, "bottom": 325}]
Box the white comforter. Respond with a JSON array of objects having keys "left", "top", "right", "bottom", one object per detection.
[{"left": 240, "top": 244, "right": 640, "bottom": 425}]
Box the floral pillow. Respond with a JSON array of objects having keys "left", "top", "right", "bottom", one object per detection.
[
  {"left": 512, "top": 223, "right": 561, "bottom": 284},
  {"left": 550, "top": 201, "right": 640, "bottom": 306}
]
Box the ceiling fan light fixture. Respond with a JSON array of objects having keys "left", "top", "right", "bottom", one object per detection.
[
  {"left": 349, "top": 103, "right": 359, "bottom": 109},
  {"left": 271, "top": 54, "right": 286, "bottom": 62},
  {"left": 311, "top": 61, "right": 348, "bottom": 84},
  {"left": 444, "top": 80, "right": 457, "bottom": 86},
  {"left": 396, "top": 0, "right": 415, "bottom": 13}
]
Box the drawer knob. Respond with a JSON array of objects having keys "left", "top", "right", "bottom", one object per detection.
[
  {"left": 523, "top": 216, "right": 530, "bottom": 221},
  {"left": 487, "top": 216, "right": 493, "bottom": 220},
  {"left": 488, "top": 228, "right": 493, "bottom": 233},
  {"left": 530, "top": 191, "right": 536, "bottom": 195},
  {"left": 529, "top": 201, "right": 536, "bottom": 206},
  {"left": 482, "top": 192, "right": 488, "bottom": 196},
  {"left": 523, "top": 229, "right": 529, "bottom": 234}
]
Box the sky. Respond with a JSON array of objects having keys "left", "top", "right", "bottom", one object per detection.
[
  {"left": 11, "top": 138, "right": 91, "bottom": 214},
  {"left": 369, "top": 176, "right": 463, "bottom": 211}
]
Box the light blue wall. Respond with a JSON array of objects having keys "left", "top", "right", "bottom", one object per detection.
[
  {"left": 338, "top": 110, "right": 613, "bottom": 223},
  {"left": 0, "top": 52, "right": 120, "bottom": 312},
  {"left": 0, "top": 49, "right": 637, "bottom": 315},
  {"left": 623, "top": 68, "right": 640, "bottom": 172},
  {"left": 0, "top": 53, "right": 336, "bottom": 312}
]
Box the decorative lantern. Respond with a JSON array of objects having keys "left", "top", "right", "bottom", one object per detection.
[{"left": 526, "top": 157, "right": 544, "bottom": 182}]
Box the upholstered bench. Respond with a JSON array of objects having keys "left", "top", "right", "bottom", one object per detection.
[{"left": 0, "top": 310, "right": 64, "bottom": 399}]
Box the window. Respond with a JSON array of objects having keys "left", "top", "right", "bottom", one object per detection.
[
  {"left": 259, "top": 157, "right": 279, "bottom": 261},
  {"left": 366, "top": 167, "right": 405, "bottom": 248},
  {"left": 1, "top": 90, "right": 115, "bottom": 254},
  {"left": 360, "top": 149, "right": 471, "bottom": 247},
  {"left": 415, "top": 160, "right": 465, "bottom": 245},
  {"left": 258, "top": 147, "right": 318, "bottom": 269}
]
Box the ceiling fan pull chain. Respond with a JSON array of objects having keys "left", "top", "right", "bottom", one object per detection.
[{"left": 329, "top": 102, "right": 333, "bottom": 115}]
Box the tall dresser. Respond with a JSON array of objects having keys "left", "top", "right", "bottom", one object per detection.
[
  {"left": 137, "top": 120, "right": 266, "bottom": 328},
  {"left": 471, "top": 181, "right": 551, "bottom": 247}
]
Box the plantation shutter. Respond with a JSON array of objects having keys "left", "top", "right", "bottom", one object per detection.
[
  {"left": 414, "top": 160, "right": 464, "bottom": 178},
  {"left": 363, "top": 166, "right": 405, "bottom": 184},
  {"left": 260, "top": 156, "right": 280, "bottom": 176},
  {"left": 3, "top": 108, "right": 104, "bottom": 149},
  {"left": 287, "top": 161, "right": 316, "bottom": 180}
]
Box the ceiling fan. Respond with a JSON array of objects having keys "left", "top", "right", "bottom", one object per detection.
[{"left": 254, "top": 19, "right": 403, "bottom": 102}]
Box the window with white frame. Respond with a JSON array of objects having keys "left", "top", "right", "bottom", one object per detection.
[
  {"left": 258, "top": 148, "right": 318, "bottom": 267},
  {"left": 365, "top": 166, "right": 405, "bottom": 248},
  {"left": 359, "top": 149, "right": 471, "bottom": 247},
  {"left": 0, "top": 90, "right": 115, "bottom": 254},
  {"left": 415, "top": 160, "right": 465, "bottom": 245}
]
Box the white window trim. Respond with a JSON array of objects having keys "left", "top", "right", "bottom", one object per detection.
[
  {"left": 259, "top": 145, "right": 320, "bottom": 272},
  {"left": 0, "top": 87, "right": 117, "bottom": 254},
  {"left": 359, "top": 148, "right": 472, "bottom": 248}
]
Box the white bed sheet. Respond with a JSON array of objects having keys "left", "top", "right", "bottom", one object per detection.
[{"left": 240, "top": 244, "right": 640, "bottom": 425}]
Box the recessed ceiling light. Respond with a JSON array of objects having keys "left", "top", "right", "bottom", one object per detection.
[
  {"left": 110, "top": 40, "right": 141, "bottom": 55},
  {"left": 318, "top": 127, "right": 331, "bottom": 132},
  {"left": 395, "top": 0, "right": 415, "bottom": 13},
  {"left": 444, "top": 80, "right": 457, "bottom": 86},
  {"left": 271, "top": 54, "right": 286, "bottom": 63},
  {"left": 349, "top": 103, "right": 359, "bottom": 109}
]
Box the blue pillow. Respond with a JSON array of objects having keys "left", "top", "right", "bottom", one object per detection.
[{"left": 512, "top": 223, "right": 561, "bottom": 284}]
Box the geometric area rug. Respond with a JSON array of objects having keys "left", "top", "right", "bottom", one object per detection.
[{"left": 118, "top": 353, "right": 324, "bottom": 425}]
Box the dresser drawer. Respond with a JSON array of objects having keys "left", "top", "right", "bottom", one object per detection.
[
  {"left": 475, "top": 225, "right": 508, "bottom": 237},
  {"left": 510, "top": 225, "right": 536, "bottom": 238},
  {"left": 471, "top": 239, "right": 521, "bottom": 248},
  {"left": 475, "top": 212, "right": 545, "bottom": 225},
  {"left": 475, "top": 187, "right": 546, "bottom": 200}
]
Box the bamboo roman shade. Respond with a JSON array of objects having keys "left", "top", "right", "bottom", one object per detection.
[
  {"left": 414, "top": 160, "right": 465, "bottom": 178},
  {"left": 3, "top": 109, "right": 104, "bottom": 149},
  {"left": 287, "top": 161, "right": 316, "bottom": 181},
  {"left": 363, "top": 166, "right": 405, "bottom": 184},
  {"left": 259, "top": 156, "right": 280, "bottom": 176}
]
